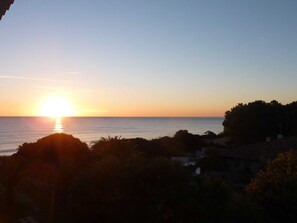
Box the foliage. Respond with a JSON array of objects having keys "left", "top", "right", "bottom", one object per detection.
[
  {"left": 90, "top": 130, "right": 205, "bottom": 158},
  {"left": 246, "top": 150, "right": 297, "bottom": 222},
  {"left": 284, "top": 101, "right": 297, "bottom": 135},
  {"left": 193, "top": 176, "right": 233, "bottom": 221},
  {"left": 91, "top": 136, "right": 136, "bottom": 159},
  {"left": 17, "top": 133, "right": 90, "bottom": 167},
  {"left": 202, "top": 131, "right": 217, "bottom": 139},
  {"left": 0, "top": 183, "right": 5, "bottom": 202},
  {"left": 69, "top": 154, "right": 188, "bottom": 223},
  {"left": 227, "top": 194, "right": 269, "bottom": 223},
  {"left": 185, "top": 177, "right": 267, "bottom": 223},
  {"left": 15, "top": 134, "right": 91, "bottom": 194},
  {"left": 0, "top": 133, "right": 271, "bottom": 222},
  {"left": 222, "top": 100, "right": 297, "bottom": 144},
  {"left": 173, "top": 130, "right": 202, "bottom": 152}
]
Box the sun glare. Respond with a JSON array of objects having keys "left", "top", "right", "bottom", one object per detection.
[{"left": 40, "top": 97, "right": 75, "bottom": 118}]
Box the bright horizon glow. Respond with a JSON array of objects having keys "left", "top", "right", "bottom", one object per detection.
[
  {"left": 1, "top": 1, "right": 297, "bottom": 117},
  {"left": 39, "top": 97, "right": 75, "bottom": 118}
]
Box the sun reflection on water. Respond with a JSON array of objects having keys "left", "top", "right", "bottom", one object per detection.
[{"left": 54, "top": 118, "right": 64, "bottom": 133}]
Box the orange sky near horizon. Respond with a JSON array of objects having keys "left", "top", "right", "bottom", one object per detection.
[
  {"left": 0, "top": 81, "right": 295, "bottom": 118},
  {"left": 0, "top": 93, "right": 229, "bottom": 117},
  {"left": 1, "top": 1, "right": 297, "bottom": 117},
  {"left": 0, "top": 74, "right": 295, "bottom": 118}
]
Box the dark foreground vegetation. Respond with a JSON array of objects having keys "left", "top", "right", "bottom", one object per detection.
[
  {"left": 223, "top": 100, "right": 297, "bottom": 144},
  {"left": 0, "top": 133, "right": 266, "bottom": 223},
  {"left": 1, "top": 100, "right": 297, "bottom": 222}
]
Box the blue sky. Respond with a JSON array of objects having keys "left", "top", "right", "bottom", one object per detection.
[{"left": 1, "top": 0, "right": 297, "bottom": 116}]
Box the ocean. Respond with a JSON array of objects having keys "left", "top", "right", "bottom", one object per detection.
[{"left": 0, "top": 117, "right": 224, "bottom": 155}]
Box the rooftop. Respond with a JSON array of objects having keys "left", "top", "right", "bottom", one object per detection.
[{"left": 223, "top": 136, "right": 297, "bottom": 162}]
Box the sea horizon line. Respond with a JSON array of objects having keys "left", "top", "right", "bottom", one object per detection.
[{"left": 0, "top": 116, "right": 224, "bottom": 118}]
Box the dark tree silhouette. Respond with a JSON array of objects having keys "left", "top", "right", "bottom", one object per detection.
[
  {"left": 0, "top": 0, "right": 14, "bottom": 20},
  {"left": 284, "top": 101, "right": 297, "bottom": 135},
  {"left": 223, "top": 100, "right": 287, "bottom": 144},
  {"left": 91, "top": 136, "right": 137, "bottom": 159}
]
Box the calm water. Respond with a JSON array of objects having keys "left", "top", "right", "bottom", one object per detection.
[{"left": 0, "top": 117, "right": 223, "bottom": 155}]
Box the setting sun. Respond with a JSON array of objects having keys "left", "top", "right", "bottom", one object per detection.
[{"left": 40, "top": 97, "right": 75, "bottom": 118}]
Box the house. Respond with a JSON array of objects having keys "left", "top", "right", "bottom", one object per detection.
[
  {"left": 171, "top": 156, "right": 197, "bottom": 167},
  {"left": 171, "top": 149, "right": 207, "bottom": 176},
  {"left": 203, "top": 136, "right": 297, "bottom": 186}
]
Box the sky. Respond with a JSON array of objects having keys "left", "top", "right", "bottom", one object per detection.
[{"left": 1, "top": 0, "right": 297, "bottom": 117}]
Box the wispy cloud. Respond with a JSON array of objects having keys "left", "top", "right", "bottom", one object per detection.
[
  {"left": 0, "top": 75, "right": 66, "bottom": 82},
  {"left": 30, "top": 85, "right": 73, "bottom": 95},
  {"left": 0, "top": 74, "right": 98, "bottom": 96}
]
